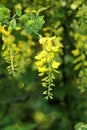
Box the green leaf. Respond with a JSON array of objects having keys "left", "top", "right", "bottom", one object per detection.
[
  {"left": 0, "top": 6, "right": 10, "bottom": 19},
  {"left": 24, "top": 16, "right": 45, "bottom": 34},
  {"left": 75, "top": 122, "right": 84, "bottom": 130},
  {"left": 16, "top": 8, "right": 22, "bottom": 17},
  {"left": 27, "top": 20, "right": 34, "bottom": 25},
  {"left": 0, "top": 12, "right": 3, "bottom": 17},
  {"left": 24, "top": 24, "right": 33, "bottom": 34},
  {"left": 38, "top": 7, "right": 47, "bottom": 13}
]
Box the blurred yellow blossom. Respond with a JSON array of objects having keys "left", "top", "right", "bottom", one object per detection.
[
  {"left": 72, "top": 32, "right": 87, "bottom": 92},
  {"left": 0, "top": 26, "right": 10, "bottom": 36},
  {"left": 72, "top": 49, "right": 80, "bottom": 56}
]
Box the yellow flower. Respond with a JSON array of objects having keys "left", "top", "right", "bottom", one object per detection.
[
  {"left": 52, "top": 61, "right": 60, "bottom": 69},
  {"left": 35, "top": 51, "right": 47, "bottom": 60},
  {"left": 35, "top": 61, "right": 43, "bottom": 66},
  {"left": 46, "top": 42, "right": 52, "bottom": 51},
  {"left": 81, "top": 54, "right": 85, "bottom": 60},
  {"left": 35, "top": 52, "right": 43, "bottom": 60},
  {"left": 41, "top": 58, "right": 46, "bottom": 63},
  {"left": 0, "top": 26, "right": 10, "bottom": 36},
  {"left": 74, "top": 63, "right": 81, "bottom": 71},
  {"left": 39, "top": 73, "right": 44, "bottom": 76},
  {"left": 72, "top": 49, "right": 80, "bottom": 56},
  {"left": 39, "top": 37, "right": 47, "bottom": 45},
  {"left": 77, "top": 42, "right": 83, "bottom": 49},
  {"left": 52, "top": 46, "right": 59, "bottom": 52},
  {"left": 84, "top": 44, "right": 87, "bottom": 49},
  {"left": 39, "top": 36, "right": 55, "bottom": 45},
  {"left": 38, "top": 67, "right": 48, "bottom": 73},
  {"left": 80, "top": 35, "right": 87, "bottom": 41},
  {"left": 47, "top": 52, "right": 54, "bottom": 62},
  {"left": 74, "top": 33, "right": 80, "bottom": 40},
  {"left": 84, "top": 61, "right": 87, "bottom": 66},
  {"left": 2, "top": 35, "right": 15, "bottom": 44},
  {"left": 73, "top": 57, "right": 81, "bottom": 64}
]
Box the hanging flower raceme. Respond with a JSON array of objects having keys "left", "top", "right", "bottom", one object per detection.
[
  {"left": 2, "top": 34, "right": 19, "bottom": 77},
  {"left": 72, "top": 33, "right": 87, "bottom": 92},
  {"left": 1, "top": 26, "right": 35, "bottom": 77},
  {"left": 35, "top": 36, "right": 63, "bottom": 99},
  {"left": 17, "top": 34, "right": 35, "bottom": 74}
]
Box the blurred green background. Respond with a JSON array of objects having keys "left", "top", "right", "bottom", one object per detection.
[{"left": 0, "top": 0, "right": 87, "bottom": 130}]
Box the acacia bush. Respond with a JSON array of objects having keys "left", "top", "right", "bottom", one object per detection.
[{"left": 0, "top": 0, "right": 87, "bottom": 130}]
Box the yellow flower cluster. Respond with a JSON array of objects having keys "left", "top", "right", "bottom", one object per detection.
[
  {"left": 72, "top": 33, "right": 87, "bottom": 71},
  {"left": 17, "top": 34, "right": 35, "bottom": 74},
  {"left": 72, "top": 32, "right": 87, "bottom": 92},
  {"left": 35, "top": 36, "right": 63, "bottom": 99},
  {"left": 2, "top": 34, "right": 19, "bottom": 76},
  {"left": 2, "top": 30, "right": 35, "bottom": 77},
  {"left": 0, "top": 25, "right": 10, "bottom": 36},
  {"left": 70, "top": 0, "right": 82, "bottom": 10}
]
